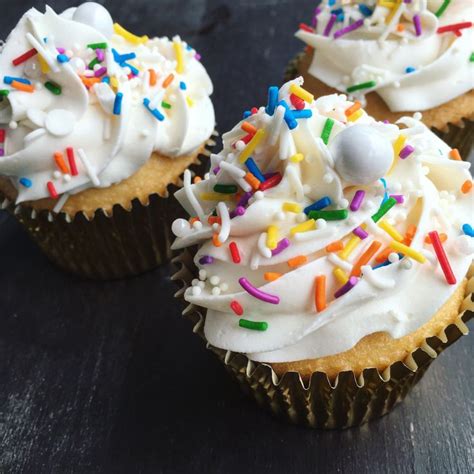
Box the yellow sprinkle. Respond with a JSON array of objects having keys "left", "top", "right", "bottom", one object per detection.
[
  {"left": 282, "top": 202, "right": 301, "bottom": 213},
  {"left": 390, "top": 241, "right": 426, "bottom": 263},
  {"left": 289, "top": 83, "right": 314, "bottom": 103},
  {"left": 339, "top": 235, "right": 361, "bottom": 260},
  {"left": 333, "top": 267, "right": 349, "bottom": 285},
  {"left": 289, "top": 153, "right": 304, "bottom": 163},
  {"left": 110, "top": 76, "right": 119, "bottom": 89},
  {"left": 290, "top": 219, "right": 316, "bottom": 235},
  {"left": 173, "top": 40, "right": 184, "bottom": 74},
  {"left": 200, "top": 192, "right": 233, "bottom": 202},
  {"left": 239, "top": 129, "right": 266, "bottom": 163},
  {"left": 347, "top": 109, "right": 363, "bottom": 122},
  {"left": 378, "top": 220, "right": 404, "bottom": 242},
  {"left": 113, "top": 23, "right": 149, "bottom": 45},
  {"left": 38, "top": 55, "right": 50, "bottom": 74},
  {"left": 186, "top": 96, "right": 194, "bottom": 107},
  {"left": 266, "top": 225, "right": 278, "bottom": 250},
  {"left": 388, "top": 134, "right": 406, "bottom": 175}
]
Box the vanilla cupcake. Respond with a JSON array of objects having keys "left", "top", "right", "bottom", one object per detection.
[
  {"left": 172, "top": 79, "right": 473, "bottom": 429},
  {"left": 290, "top": 0, "right": 473, "bottom": 158},
  {"left": 0, "top": 2, "right": 215, "bottom": 278}
]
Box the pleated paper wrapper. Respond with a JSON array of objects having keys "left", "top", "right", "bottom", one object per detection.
[
  {"left": 173, "top": 249, "right": 474, "bottom": 429},
  {"left": 285, "top": 52, "right": 473, "bottom": 160},
  {"left": 0, "top": 132, "right": 217, "bottom": 280}
]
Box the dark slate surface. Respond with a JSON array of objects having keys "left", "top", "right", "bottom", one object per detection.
[{"left": 0, "top": 1, "right": 472, "bottom": 473}]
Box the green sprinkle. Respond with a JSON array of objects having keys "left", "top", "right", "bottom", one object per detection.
[
  {"left": 320, "top": 118, "right": 334, "bottom": 145},
  {"left": 371, "top": 197, "right": 397, "bottom": 223},
  {"left": 87, "top": 42, "right": 108, "bottom": 50},
  {"left": 213, "top": 184, "right": 238, "bottom": 194},
  {"left": 0, "top": 89, "right": 9, "bottom": 97},
  {"left": 44, "top": 81, "right": 61, "bottom": 95},
  {"left": 308, "top": 209, "right": 348, "bottom": 221},
  {"left": 161, "top": 101, "right": 172, "bottom": 109},
  {"left": 435, "top": 0, "right": 451, "bottom": 17},
  {"left": 470, "top": 52, "right": 474, "bottom": 62},
  {"left": 88, "top": 57, "right": 100, "bottom": 69},
  {"left": 239, "top": 319, "right": 268, "bottom": 331},
  {"left": 346, "top": 80, "right": 377, "bottom": 93}
]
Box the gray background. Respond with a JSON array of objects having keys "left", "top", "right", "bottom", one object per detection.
[{"left": 0, "top": 1, "right": 473, "bottom": 473}]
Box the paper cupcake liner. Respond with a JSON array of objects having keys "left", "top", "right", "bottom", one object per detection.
[
  {"left": 0, "top": 132, "right": 217, "bottom": 280},
  {"left": 172, "top": 249, "right": 474, "bottom": 429},
  {"left": 285, "top": 53, "right": 473, "bottom": 159}
]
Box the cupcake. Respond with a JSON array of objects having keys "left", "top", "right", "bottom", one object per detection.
[
  {"left": 172, "top": 78, "right": 474, "bottom": 429},
  {"left": 0, "top": 2, "right": 215, "bottom": 279},
  {"left": 290, "top": 0, "right": 473, "bottom": 158}
]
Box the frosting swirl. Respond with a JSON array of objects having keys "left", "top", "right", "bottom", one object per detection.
[
  {"left": 295, "top": 0, "right": 473, "bottom": 112},
  {"left": 172, "top": 78, "right": 473, "bottom": 363},
  {"left": 0, "top": 3, "right": 214, "bottom": 203}
]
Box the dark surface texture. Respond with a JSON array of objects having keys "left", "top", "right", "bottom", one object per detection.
[{"left": 0, "top": 1, "right": 473, "bottom": 473}]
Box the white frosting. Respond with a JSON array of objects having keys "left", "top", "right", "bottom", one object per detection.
[
  {"left": 172, "top": 78, "right": 473, "bottom": 363},
  {"left": 0, "top": 3, "right": 214, "bottom": 202},
  {"left": 295, "top": 0, "right": 473, "bottom": 112}
]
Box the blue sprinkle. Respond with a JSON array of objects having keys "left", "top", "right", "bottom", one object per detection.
[
  {"left": 180, "top": 81, "right": 187, "bottom": 90},
  {"left": 113, "top": 92, "right": 123, "bottom": 115},
  {"left": 3, "top": 76, "right": 31, "bottom": 85},
  {"left": 143, "top": 98, "right": 165, "bottom": 121},
  {"left": 278, "top": 100, "right": 298, "bottom": 130},
  {"left": 358, "top": 4, "right": 373, "bottom": 16},
  {"left": 336, "top": 12, "right": 345, "bottom": 22},
  {"left": 462, "top": 223, "right": 474, "bottom": 237},
  {"left": 19, "top": 177, "right": 32, "bottom": 188},
  {"left": 328, "top": 0, "right": 336, "bottom": 5},
  {"left": 304, "top": 196, "right": 331, "bottom": 215},
  {"left": 121, "top": 62, "right": 139, "bottom": 75},
  {"left": 405, "top": 66, "right": 416, "bottom": 73},
  {"left": 292, "top": 109, "right": 313, "bottom": 119},
  {"left": 373, "top": 254, "right": 404, "bottom": 270},
  {"left": 245, "top": 158, "right": 265, "bottom": 182},
  {"left": 112, "top": 48, "right": 136, "bottom": 64},
  {"left": 57, "top": 54, "right": 69, "bottom": 63},
  {"left": 243, "top": 110, "right": 252, "bottom": 119},
  {"left": 102, "top": 76, "right": 110, "bottom": 84},
  {"left": 331, "top": 8, "right": 343, "bottom": 15},
  {"left": 380, "top": 178, "right": 389, "bottom": 203},
  {"left": 186, "top": 44, "right": 193, "bottom": 51},
  {"left": 266, "top": 86, "right": 279, "bottom": 116}
]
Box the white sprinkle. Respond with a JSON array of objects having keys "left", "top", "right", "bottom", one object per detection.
[
  {"left": 328, "top": 253, "right": 353, "bottom": 273},
  {"left": 361, "top": 265, "right": 395, "bottom": 289},
  {"left": 183, "top": 169, "right": 205, "bottom": 221},
  {"left": 52, "top": 192, "right": 69, "bottom": 214},
  {"left": 217, "top": 202, "right": 230, "bottom": 243},
  {"left": 77, "top": 148, "right": 100, "bottom": 186},
  {"left": 199, "top": 270, "right": 207, "bottom": 280},
  {"left": 257, "top": 232, "right": 272, "bottom": 258},
  {"left": 268, "top": 105, "right": 285, "bottom": 146}
]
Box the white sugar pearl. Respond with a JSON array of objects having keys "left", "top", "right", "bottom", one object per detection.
[
  {"left": 234, "top": 141, "right": 245, "bottom": 151},
  {"left": 198, "top": 281, "right": 205, "bottom": 289},
  {"left": 53, "top": 171, "right": 61, "bottom": 179},
  {"left": 9, "top": 121, "right": 17, "bottom": 129},
  {"left": 401, "top": 259, "right": 413, "bottom": 270},
  {"left": 388, "top": 252, "right": 400, "bottom": 263},
  {"left": 338, "top": 199, "right": 349, "bottom": 209},
  {"left": 199, "top": 270, "right": 207, "bottom": 281},
  {"left": 316, "top": 218, "right": 327, "bottom": 229},
  {"left": 220, "top": 283, "right": 229, "bottom": 292},
  {"left": 212, "top": 223, "right": 220, "bottom": 231},
  {"left": 191, "top": 279, "right": 200, "bottom": 286},
  {"left": 191, "top": 286, "right": 202, "bottom": 296},
  {"left": 210, "top": 276, "right": 220, "bottom": 286},
  {"left": 254, "top": 191, "right": 264, "bottom": 200},
  {"left": 172, "top": 218, "right": 191, "bottom": 237},
  {"left": 64, "top": 174, "right": 72, "bottom": 182},
  {"left": 193, "top": 221, "right": 203, "bottom": 231},
  {"left": 413, "top": 112, "right": 422, "bottom": 121},
  {"left": 211, "top": 287, "right": 221, "bottom": 296},
  {"left": 455, "top": 235, "right": 474, "bottom": 255}
]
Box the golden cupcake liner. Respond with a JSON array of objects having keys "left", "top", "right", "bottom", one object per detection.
[
  {"left": 0, "top": 132, "right": 218, "bottom": 280},
  {"left": 172, "top": 249, "right": 474, "bottom": 429},
  {"left": 285, "top": 53, "right": 473, "bottom": 159}
]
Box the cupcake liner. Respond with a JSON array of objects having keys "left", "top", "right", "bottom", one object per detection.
[
  {"left": 0, "top": 132, "right": 218, "bottom": 280},
  {"left": 285, "top": 52, "right": 473, "bottom": 159},
  {"left": 172, "top": 249, "right": 474, "bottom": 429}
]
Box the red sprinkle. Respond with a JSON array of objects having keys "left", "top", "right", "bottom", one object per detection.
[
  {"left": 0, "top": 129, "right": 5, "bottom": 142},
  {"left": 250, "top": 107, "right": 258, "bottom": 115},
  {"left": 47, "top": 181, "right": 58, "bottom": 199},
  {"left": 259, "top": 173, "right": 282, "bottom": 191},
  {"left": 299, "top": 23, "right": 314, "bottom": 33},
  {"left": 229, "top": 241, "right": 241, "bottom": 264},
  {"left": 66, "top": 147, "right": 78, "bottom": 176},
  {"left": 12, "top": 48, "right": 37, "bottom": 66},
  {"left": 428, "top": 231, "right": 456, "bottom": 285},
  {"left": 230, "top": 300, "right": 243, "bottom": 316},
  {"left": 290, "top": 93, "right": 305, "bottom": 110},
  {"left": 437, "top": 22, "right": 472, "bottom": 34}
]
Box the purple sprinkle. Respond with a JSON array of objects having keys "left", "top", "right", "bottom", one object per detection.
[
  {"left": 390, "top": 194, "right": 405, "bottom": 204},
  {"left": 230, "top": 206, "right": 246, "bottom": 219},
  {"left": 323, "top": 14, "right": 337, "bottom": 37},
  {"left": 311, "top": 7, "right": 322, "bottom": 27},
  {"left": 413, "top": 14, "right": 422, "bottom": 36},
  {"left": 399, "top": 145, "right": 415, "bottom": 159},
  {"left": 353, "top": 226, "right": 368, "bottom": 239},
  {"left": 271, "top": 238, "right": 290, "bottom": 256},
  {"left": 56, "top": 47, "right": 66, "bottom": 54},
  {"left": 334, "top": 276, "right": 359, "bottom": 298},
  {"left": 212, "top": 166, "right": 220, "bottom": 175},
  {"left": 0, "top": 148, "right": 4, "bottom": 157},
  {"left": 199, "top": 255, "right": 214, "bottom": 265},
  {"left": 350, "top": 190, "right": 365, "bottom": 211},
  {"left": 96, "top": 49, "right": 105, "bottom": 62},
  {"left": 383, "top": 119, "right": 390, "bottom": 124},
  {"left": 334, "top": 19, "right": 364, "bottom": 39},
  {"left": 94, "top": 66, "right": 107, "bottom": 77},
  {"left": 236, "top": 191, "right": 253, "bottom": 208},
  {"left": 195, "top": 53, "right": 201, "bottom": 61}
]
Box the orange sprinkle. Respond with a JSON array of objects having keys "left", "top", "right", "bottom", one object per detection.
[
  {"left": 287, "top": 255, "right": 308, "bottom": 268},
  {"left": 404, "top": 224, "right": 417, "bottom": 246},
  {"left": 193, "top": 176, "right": 202, "bottom": 184},
  {"left": 344, "top": 101, "right": 361, "bottom": 118},
  {"left": 212, "top": 233, "right": 222, "bottom": 247},
  {"left": 461, "top": 180, "right": 472, "bottom": 194},
  {"left": 208, "top": 216, "right": 222, "bottom": 225},
  {"left": 449, "top": 149, "right": 462, "bottom": 161},
  {"left": 315, "top": 275, "right": 327, "bottom": 312},
  {"left": 425, "top": 233, "right": 447, "bottom": 245},
  {"left": 325, "top": 240, "right": 344, "bottom": 253},
  {"left": 53, "top": 152, "right": 69, "bottom": 174},
  {"left": 241, "top": 121, "right": 257, "bottom": 135},
  {"left": 189, "top": 217, "right": 200, "bottom": 225},
  {"left": 245, "top": 172, "right": 261, "bottom": 190},
  {"left": 163, "top": 73, "right": 174, "bottom": 88},
  {"left": 264, "top": 272, "right": 282, "bottom": 282},
  {"left": 304, "top": 45, "right": 314, "bottom": 54},
  {"left": 396, "top": 23, "right": 405, "bottom": 32},
  {"left": 351, "top": 241, "right": 382, "bottom": 277},
  {"left": 375, "top": 247, "right": 392, "bottom": 263},
  {"left": 11, "top": 80, "right": 34, "bottom": 93},
  {"left": 149, "top": 69, "right": 157, "bottom": 86},
  {"left": 81, "top": 76, "right": 100, "bottom": 88}
]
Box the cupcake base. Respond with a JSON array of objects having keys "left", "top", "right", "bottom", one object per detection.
[
  {"left": 0, "top": 134, "right": 217, "bottom": 280},
  {"left": 173, "top": 249, "right": 474, "bottom": 429},
  {"left": 285, "top": 51, "right": 474, "bottom": 159}
]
